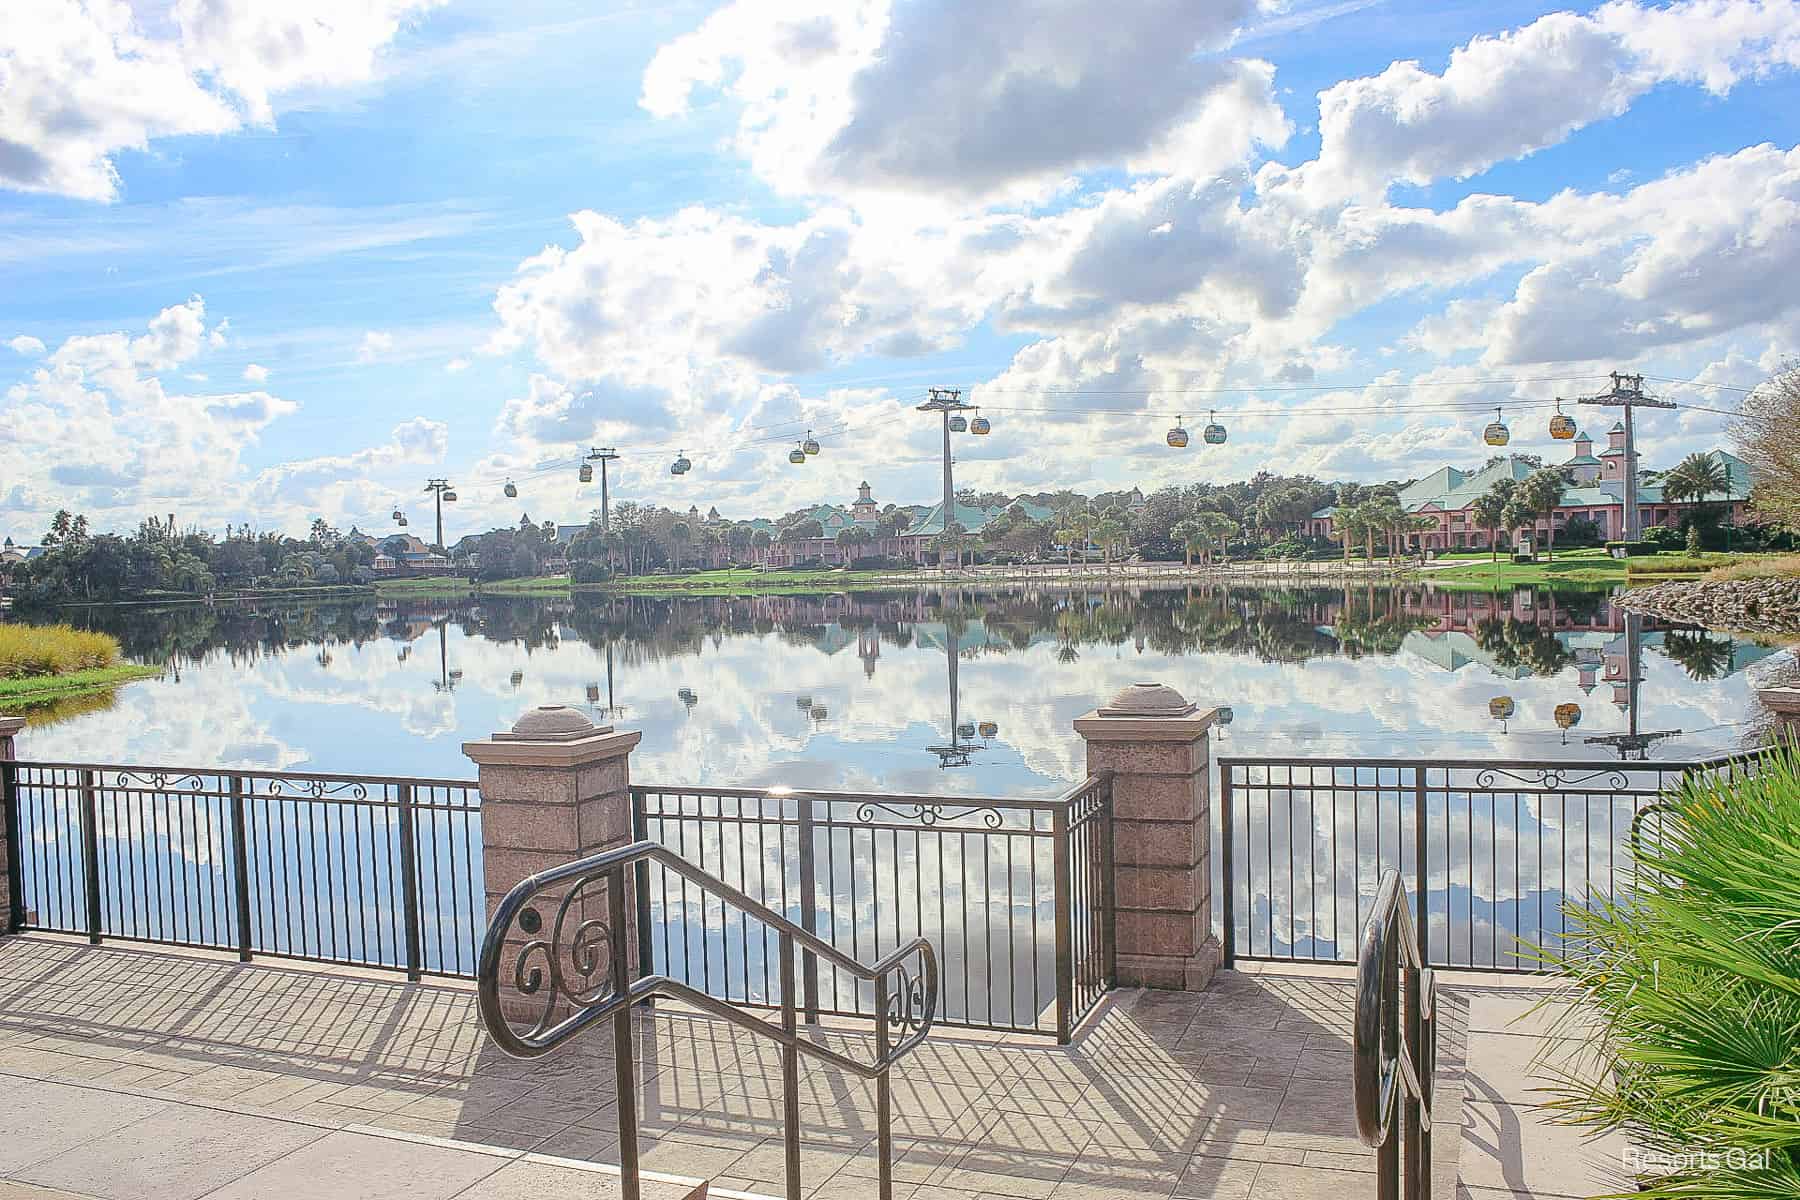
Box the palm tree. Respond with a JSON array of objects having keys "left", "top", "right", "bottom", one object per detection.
[
  {"left": 1520, "top": 467, "right": 1568, "bottom": 560},
  {"left": 1172, "top": 517, "right": 1205, "bottom": 567},
  {"left": 1469, "top": 491, "right": 1506, "bottom": 561},
  {"left": 1660, "top": 451, "right": 1731, "bottom": 541}
]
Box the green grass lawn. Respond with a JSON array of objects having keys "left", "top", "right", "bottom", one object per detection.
[
  {"left": 1426, "top": 546, "right": 1628, "bottom": 587},
  {"left": 0, "top": 663, "right": 164, "bottom": 704}
]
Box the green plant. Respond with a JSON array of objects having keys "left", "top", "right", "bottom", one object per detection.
[
  {"left": 1545, "top": 747, "right": 1800, "bottom": 1197},
  {"left": 0, "top": 623, "right": 121, "bottom": 679}
]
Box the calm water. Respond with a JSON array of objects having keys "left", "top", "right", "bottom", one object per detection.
[{"left": 17, "top": 583, "right": 1789, "bottom": 787}]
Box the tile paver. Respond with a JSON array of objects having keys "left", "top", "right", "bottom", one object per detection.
[
  {"left": 17, "top": 1105, "right": 325, "bottom": 1200},
  {"left": 0, "top": 935, "right": 1618, "bottom": 1199}
]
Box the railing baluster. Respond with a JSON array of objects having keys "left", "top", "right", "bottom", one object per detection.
[
  {"left": 79, "top": 768, "right": 101, "bottom": 944},
  {"left": 609, "top": 866, "right": 641, "bottom": 1200},
  {"left": 875, "top": 968, "right": 893, "bottom": 1200},
  {"left": 1051, "top": 802, "right": 1073, "bottom": 1045},
  {"left": 230, "top": 774, "right": 252, "bottom": 961},
  {"left": 779, "top": 931, "right": 801, "bottom": 1200},
  {"left": 396, "top": 784, "right": 423, "bottom": 981},
  {"left": 797, "top": 796, "right": 818, "bottom": 1022}
]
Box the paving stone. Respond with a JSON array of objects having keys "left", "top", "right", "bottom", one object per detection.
[
  {"left": 0, "top": 1078, "right": 170, "bottom": 1174},
  {"left": 202, "top": 1129, "right": 506, "bottom": 1200},
  {"left": 17, "top": 1105, "right": 325, "bottom": 1200}
]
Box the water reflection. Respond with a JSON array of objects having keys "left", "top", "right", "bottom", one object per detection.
[{"left": 22, "top": 583, "right": 1788, "bottom": 789}]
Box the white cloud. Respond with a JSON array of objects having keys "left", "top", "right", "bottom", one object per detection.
[
  {"left": 444, "top": 357, "right": 470, "bottom": 372},
  {"left": 1270, "top": 0, "right": 1800, "bottom": 207},
  {"left": 358, "top": 330, "right": 395, "bottom": 362},
  {"left": 242, "top": 362, "right": 269, "bottom": 383},
  {"left": 642, "top": 0, "right": 1287, "bottom": 206},
  {"left": 7, "top": 335, "right": 46, "bottom": 357},
  {"left": 0, "top": 0, "right": 442, "bottom": 201}
]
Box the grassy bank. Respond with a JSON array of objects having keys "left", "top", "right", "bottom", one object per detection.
[
  {"left": 0, "top": 622, "right": 161, "bottom": 709},
  {"left": 0, "top": 663, "right": 164, "bottom": 705},
  {"left": 374, "top": 568, "right": 929, "bottom": 599}
]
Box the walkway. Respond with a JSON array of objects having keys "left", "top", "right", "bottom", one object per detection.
[{"left": 0, "top": 935, "right": 1615, "bottom": 1198}]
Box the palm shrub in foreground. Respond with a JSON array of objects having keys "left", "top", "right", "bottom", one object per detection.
[
  {"left": 1548, "top": 746, "right": 1800, "bottom": 1198},
  {"left": 0, "top": 623, "right": 121, "bottom": 679}
]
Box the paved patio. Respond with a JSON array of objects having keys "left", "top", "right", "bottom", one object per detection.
[{"left": 0, "top": 935, "right": 1620, "bottom": 1198}]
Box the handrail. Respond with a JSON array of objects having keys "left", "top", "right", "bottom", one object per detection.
[
  {"left": 478, "top": 839, "right": 937, "bottom": 1200},
  {"left": 1353, "top": 868, "right": 1438, "bottom": 1200}
]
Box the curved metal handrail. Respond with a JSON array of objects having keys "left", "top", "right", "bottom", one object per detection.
[
  {"left": 477, "top": 838, "right": 937, "bottom": 1200},
  {"left": 1353, "top": 868, "right": 1438, "bottom": 1199}
]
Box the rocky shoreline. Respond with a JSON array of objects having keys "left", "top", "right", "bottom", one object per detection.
[{"left": 1618, "top": 576, "right": 1800, "bottom": 634}]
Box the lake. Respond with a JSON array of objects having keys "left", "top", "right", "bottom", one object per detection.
[{"left": 17, "top": 582, "right": 1788, "bottom": 788}]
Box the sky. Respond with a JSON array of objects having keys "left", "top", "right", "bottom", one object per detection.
[{"left": 3, "top": 0, "right": 1798, "bottom": 542}]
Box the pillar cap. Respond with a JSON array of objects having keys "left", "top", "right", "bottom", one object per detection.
[
  {"left": 0, "top": 714, "right": 23, "bottom": 739},
  {"left": 495, "top": 705, "right": 611, "bottom": 742},
  {"left": 1098, "top": 682, "right": 1196, "bottom": 718}
]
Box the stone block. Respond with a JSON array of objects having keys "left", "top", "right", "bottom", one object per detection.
[
  {"left": 576, "top": 795, "right": 633, "bottom": 847},
  {"left": 1115, "top": 863, "right": 1205, "bottom": 912},
  {"left": 1083, "top": 740, "right": 1203, "bottom": 778},
  {"left": 575, "top": 758, "right": 629, "bottom": 802},
  {"left": 1108, "top": 772, "right": 1208, "bottom": 821},
  {"left": 1116, "top": 908, "right": 1209, "bottom": 958},
  {"left": 481, "top": 802, "right": 579, "bottom": 853},
  {"left": 1113, "top": 817, "right": 1206, "bottom": 869},
  {"left": 477, "top": 763, "right": 577, "bottom": 806}
]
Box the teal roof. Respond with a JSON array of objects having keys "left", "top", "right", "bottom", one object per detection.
[{"left": 1565, "top": 454, "right": 1600, "bottom": 466}]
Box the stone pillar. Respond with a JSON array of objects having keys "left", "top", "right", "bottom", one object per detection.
[
  {"left": 0, "top": 716, "right": 21, "bottom": 933},
  {"left": 463, "top": 706, "right": 642, "bottom": 1023},
  {"left": 1074, "top": 683, "right": 1220, "bottom": 991},
  {"left": 1760, "top": 686, "right": 1800, "bottom": 745}
]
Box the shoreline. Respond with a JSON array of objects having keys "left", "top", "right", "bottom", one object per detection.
[{"left": 0, "top": 663, "right": 165, "bottom": 706}]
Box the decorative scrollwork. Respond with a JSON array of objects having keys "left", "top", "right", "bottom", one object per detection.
[
  {"left": 1469, "top": 766, "right": 1630, "bottom": 793},
  {"left": 263, "top": 777, "right": 370, "bottom": 801},
  {"left": 110, "top": 769, "right": 209, "bottom": 791},
  {"left": 879, "top": 957, "right": 931, "bottom": 1045},
  {"left": 502, "top": 873, "right": 621, "bottom": 1039},
  {"left": 853, "top": 801, "right": 1004, "bottom": 829}
]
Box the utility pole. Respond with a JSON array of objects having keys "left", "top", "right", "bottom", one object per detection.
[
  {"left": 1561, "top": 372, "right": 1676, "bottom": 541},
  {"left": 423, "top": 479, "right": 455, "bottom": 550},
  {"left": 916, "top": 387, "right": 974, "bottom": 566},
  {"left": 587, "top": 448, "right": 620, "bottom": 533}
]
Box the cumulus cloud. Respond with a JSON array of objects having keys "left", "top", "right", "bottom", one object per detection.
[
  {"left": 642, "top": 0, "right": 1287, "bottom": 205},
  {"left": 242, "top": 362, "right": 269, "bottom": 383},
  {"left": 1271, "top": 0, "right": 1800, "bottom": 206},
  {"left": 357, "top": 330, "right": 395, "bottom": 362},
  {"left": 1, "top": 0, "right": 441, "bottom": 201},
  {"left": 7, "top": 335, "right": 46, "bottom": 356}
]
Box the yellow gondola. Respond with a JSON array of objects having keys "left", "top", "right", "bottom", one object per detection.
[
  {"left": 1484, "top": 407, "right": 1510, "bottom": 447},
  {"left": 802, "top": 430, "right": 821, "bottom": 455},
  {"left": 579, "top": 463, "right": 594, "bottom": 483},
  {"left": 1554, "top": 702, "right": 1581, "bottom": 729},
  {"left": 504, "top": 480, "right": 518, "bottom": 498},
  {"left": 1203, "top": 410, "right": 1227, "bottom": 444},
  {"left": 1166, "top": 416, "right": 1189, "bottom": 448},
  {"left": 1549, "top": 401, "right": 1575, "bottom": 440},
  {"left": 1489, "top": 696, "right": 1515, "bottom": 720},
  {"left": 970, "top": 414, "right": 991, "bottom": 435},
  {"left": 789, "top": 443, "right": 807, "bottom": 465},
  {"left": 977, "top": 720, "right": 998, "bottom": 738}
]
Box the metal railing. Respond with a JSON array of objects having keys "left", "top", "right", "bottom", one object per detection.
[
  {"left": 630, "top": 773, "right": 1113, "bottom": 1040},
  {"left": 1354, "top": 868, "right": 1437, "bottom": 1200},
  {"left": 1220, "top": 752, "right": 1760, "bottom": 972},
  {"left": 2, "top": 760, "right": 483, "bottom": 977},
  {"left": 480, "top": 838, "right": 937, "bottom": 1200}
]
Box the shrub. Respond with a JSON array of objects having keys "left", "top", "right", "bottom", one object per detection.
[
  {"left": 0, "top": 623, "right": 121, "bottom": 679},
  {"left": 1547, "top": 746, "right": 1800, "bottom": 1196},
  {"left": 1641, "top": 525, "right": 1685, "bottom": 551}
]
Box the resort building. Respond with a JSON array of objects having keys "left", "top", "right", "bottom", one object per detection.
[
  {"left": 758, "top": 482, "right": 1060, "bottom": 567},
  {"left": 1301, "top": 429, "right": 1755, "bottom": 551}
]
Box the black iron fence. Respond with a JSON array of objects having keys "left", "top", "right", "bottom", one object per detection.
[
  {"left": 1, "top": 757, "right": 1114, "bottom": 1040},
  {"left": 2, "top": 761, "right": 484, "bottom": 977},
  {"left": 1219, "top": 753, "right": 1759, "bottom": 972},
  {"left": 631, "top": 773, "right": 1114, "bottom": 1040}
]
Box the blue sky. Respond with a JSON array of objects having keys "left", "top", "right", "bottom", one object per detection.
[{"left": 3, "top": 0, "right": 1798, "bottom": 540}]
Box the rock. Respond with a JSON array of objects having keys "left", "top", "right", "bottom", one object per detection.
[{"left": 1617, "top": 576, "right": 1800, "bottom": 634}]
